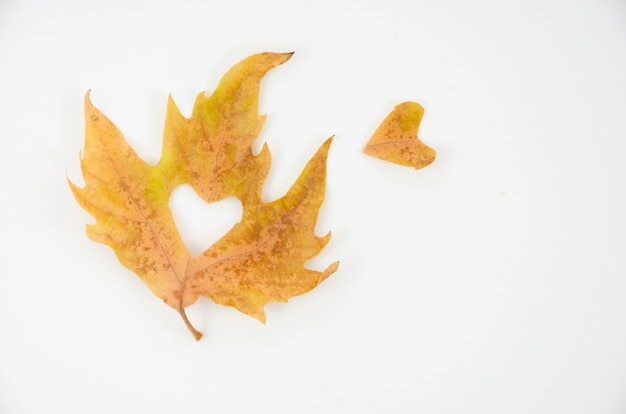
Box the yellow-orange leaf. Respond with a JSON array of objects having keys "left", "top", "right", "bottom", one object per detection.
[
  {"left": 69, "top": 52, "right": 338, "bottom": 340},
  {"left": 363, "top": 101, "right": 436, "bottom": 169}
]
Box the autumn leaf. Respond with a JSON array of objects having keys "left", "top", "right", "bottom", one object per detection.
[
  {"left": 363, "top": 101, "right": 436, "bottom": 169},
  {"left": 69, "top": 52, "right": 338, "bottom": 340}
]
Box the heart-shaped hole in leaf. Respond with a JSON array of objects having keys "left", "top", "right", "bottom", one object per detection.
[{"left": 169, "top": 184, "right": 243, "bottom": 257}]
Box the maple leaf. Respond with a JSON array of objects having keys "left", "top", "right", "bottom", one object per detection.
[
  {"left": 69, "top": 52, "right": 338, "bottom": 340},
  {"left": 363, "top": 101, "right": 436, "bottom": 169}
]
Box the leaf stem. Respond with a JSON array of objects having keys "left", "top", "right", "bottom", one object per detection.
[{"left": 179, "top": 307, "right": 203, "bottom": 341}]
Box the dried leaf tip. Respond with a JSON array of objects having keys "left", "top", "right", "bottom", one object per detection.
[{"left": 363, "top": 101, "right": 436, "bottom": 170}]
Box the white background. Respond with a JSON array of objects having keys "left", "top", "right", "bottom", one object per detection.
[{"left": 1, "top": 0, "right": 626, "bottom": 412}]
